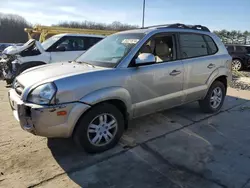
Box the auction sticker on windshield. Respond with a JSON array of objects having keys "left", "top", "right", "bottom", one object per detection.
[{"left": 121, "top": 39, "right": 140, "bottom": 44}]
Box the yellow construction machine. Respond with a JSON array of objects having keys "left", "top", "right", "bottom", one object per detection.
[{"left": 24, "top": 25, "right": 118, "bottom": 42}]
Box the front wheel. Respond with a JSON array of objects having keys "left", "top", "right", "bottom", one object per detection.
[
  {"left": 199, "top": 81, "right": 226, "bottom": 113},
  {"left": 73, "top": 103, "right": 124, "bottom": 153}
]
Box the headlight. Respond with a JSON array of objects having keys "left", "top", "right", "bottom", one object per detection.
[
  {"left": 1, "top": 54, "right": 7, "bottom": 59},
  {"left": 27, "top": 83, "right": 57, "bottom": 104}
]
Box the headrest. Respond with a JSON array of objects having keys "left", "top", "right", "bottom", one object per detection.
[{"left": 155, "top": 43, "right": 170, "bottom": 56}]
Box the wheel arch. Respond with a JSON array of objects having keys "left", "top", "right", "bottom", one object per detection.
[
  {"left": 71, "top": 98, "right": 129, "bottom": 139},
  {"left": 74, "top": 87, "right": 132, "bottom": 132},
  {"left": 17, "top": 61, "right": 47, "bottom": 74},
  {"left": 232, "top": 57, "right": 243, "bottom": 62},
  {"left": 204, "top": 67, "right": 229, "bottom": 99},
  {"left": 79, "top": 87, "right": 132, "bottom": 115}
]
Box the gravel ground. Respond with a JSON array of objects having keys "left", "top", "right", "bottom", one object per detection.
[{"left": 230, "top": 70, "right": 250, "bottom": 90}]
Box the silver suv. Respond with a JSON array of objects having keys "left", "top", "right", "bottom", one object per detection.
[{"left": 8, "top": 24, "right": 232, "bottom": 153}]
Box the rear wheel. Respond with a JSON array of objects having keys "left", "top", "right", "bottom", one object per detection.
[
  {"left": 73, "top": 103, "right": 124, "bottom": 153},
  {"left": 232, "top": 59, "right": 242, "bottom": 71},
  {"left": 199, "top": 81, "right": 226, "bottom": 113}
]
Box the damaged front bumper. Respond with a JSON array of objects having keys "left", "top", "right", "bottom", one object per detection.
[
  {"left": 0, "top": 57, "right": 16, "bottom": 80},
  {"left": 8, "top": 89, "right": 91, "bottom": 138}
]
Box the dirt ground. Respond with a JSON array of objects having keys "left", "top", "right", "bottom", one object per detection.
[{"left": 1, "top": 80, "right": 250, "bottom": 188}]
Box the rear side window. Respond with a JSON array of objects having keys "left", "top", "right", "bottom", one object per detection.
[
  {"left": 179, "top": 34, "right": 208, "bottom": 58},
  {"left": 204, "top": 35, "right": 218, "bottom": 54},
  {"left": 235, "top": 46, "right": 247, "bottom": 52}
]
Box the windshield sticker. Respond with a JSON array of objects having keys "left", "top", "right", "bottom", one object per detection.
[{"left": 121, "top": 39, "right": 139, "bottom": 44}]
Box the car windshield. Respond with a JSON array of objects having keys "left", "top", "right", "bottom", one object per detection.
[
  {"left": 41, "top": 35, "right": 61, "bottom": 50},
  {"left": 75, "top": 32, "right": 145, "bottom": 67}
]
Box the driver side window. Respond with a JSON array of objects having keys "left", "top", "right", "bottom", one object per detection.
[
  {"left": 138, "top": 34, "right": 176, "bottom": 63},
  {"left": 53, "top": 37, "right": 85, "bottom": 52}
]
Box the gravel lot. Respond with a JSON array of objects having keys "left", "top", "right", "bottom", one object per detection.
[
  {"left": 1, "top": 79, "right": 250, "bottom": 188},
  {"left": 230, "top": 70, "right": 250, "bottom": 90}
]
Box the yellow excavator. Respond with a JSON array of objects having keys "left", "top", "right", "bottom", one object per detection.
[{"left": 24, "top": 25, "right": 118, "bottom": 42}]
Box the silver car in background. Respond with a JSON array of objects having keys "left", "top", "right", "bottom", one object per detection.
[{"left": 8, "top": 24, "right": 232, "bottom": 153}]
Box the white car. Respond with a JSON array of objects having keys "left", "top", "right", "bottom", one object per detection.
[{"left": 1, "top": 33, "right": 104, "bottom": 84}]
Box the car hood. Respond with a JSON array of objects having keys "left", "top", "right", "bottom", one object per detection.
[
  {"left": 2, "top": 39, "right": 44, "bottom": 55},
  {"left": 16, "top": 62, "right": 108, "bottom": 87}
]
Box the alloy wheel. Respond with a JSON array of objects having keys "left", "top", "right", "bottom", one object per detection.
[
  {"left": 232, "top": 60, "right": 242, "bottom": 71},
  {"left": 87, "top": 113, "right": 118, "bottom": 146},
  {"left": 210, "top": 87, "right": 223, "bottom": 109}
]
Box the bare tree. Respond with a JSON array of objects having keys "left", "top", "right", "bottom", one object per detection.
[
  {"left": 54, "top": 21, "right": 139, "bottom": 31},
  {"left": 0, "top": 13, "right": 31, "bottom": 43}
]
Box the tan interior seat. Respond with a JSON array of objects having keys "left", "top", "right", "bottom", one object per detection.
[{"left": 155, "top": 43, "right": 171, "bottom": 62}]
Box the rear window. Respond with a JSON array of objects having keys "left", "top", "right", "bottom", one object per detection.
[
  {"left": 179, "top": 33, "right": 209, "bottom": 58},
  {"left": 204, "top": 35, "right": 218, "bottom": 54}
]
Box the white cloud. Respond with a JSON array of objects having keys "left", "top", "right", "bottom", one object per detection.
[
  {"left": 0, "top": 0, "right": 140, "bottom": 26},
  {"left": 58, "top": 6, "right": 77, "bottom": 13}
]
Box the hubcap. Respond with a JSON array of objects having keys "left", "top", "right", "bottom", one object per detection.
[
  {"left": 87, "top": 114, "right": 118, "bottom": 146},
  {"left": 232, "top": 60, "right": 241, "bottom": 71},
  {"left": 210, "top": 87, "right": 223, "bottom": 109}
]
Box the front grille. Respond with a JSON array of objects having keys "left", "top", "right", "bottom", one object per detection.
[{"left": 14, "top": 81, "right": 24, "bottom": 96}]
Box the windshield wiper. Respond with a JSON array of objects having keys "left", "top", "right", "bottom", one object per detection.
[{"left": 76, "top": 61, "right": 95, "bottom": 68}]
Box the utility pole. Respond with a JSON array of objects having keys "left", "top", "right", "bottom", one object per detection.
[{"left": 142, "top": 0, "right": 145, "bottom": 28}]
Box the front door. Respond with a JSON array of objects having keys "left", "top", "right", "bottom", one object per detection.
[{"left": 128, "top": 33, "right": 185, "bottom": 117}]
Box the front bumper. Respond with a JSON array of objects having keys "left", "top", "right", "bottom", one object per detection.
[
  {"left": 8, "top": 89, "right": 91, "bottom": 138},
  {"left": 0, "top": 59, "right": 11, "bottom": 79}
]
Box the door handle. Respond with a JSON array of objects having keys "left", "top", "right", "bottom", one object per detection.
[
  {"left": 207, "top": 63, "right": 215, "bottom": 69},
  {"left": 170, "top": 70, "right": 181, "bottom": 76}
]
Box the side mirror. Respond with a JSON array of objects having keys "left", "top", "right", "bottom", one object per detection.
[
  {"left": 56, "top": 46, "right": 66, "bottom": 52},
  {"left": 135, "top": 53, "right": 155, "bottom": 66}
]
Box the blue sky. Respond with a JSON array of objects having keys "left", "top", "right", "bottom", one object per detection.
[{"left": 0, "top": 0, "right": 249, "bottom": 31}]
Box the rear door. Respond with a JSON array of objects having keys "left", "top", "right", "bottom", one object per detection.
[
  {"left": 179, "top": 33, "right": 219, "bottom": 102},
  {"left": 50, "top": 36, "right": 103, "bottom": 63},
  {"left": 234, "top": 45, "right": 249, "bottom": 63}
]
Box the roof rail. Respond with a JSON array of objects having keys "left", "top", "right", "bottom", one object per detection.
[{"left": 143, "top": 23, "right": 210, "bottom": 32}]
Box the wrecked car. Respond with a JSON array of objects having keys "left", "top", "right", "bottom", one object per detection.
[{"left": 1, "top": 34, "right": 104, "bottom": 84}]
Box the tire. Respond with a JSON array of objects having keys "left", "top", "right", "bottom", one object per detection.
[
  {"left": 16, "top": 65, "right": 33, "bottom": 76},
  {"left": 5, "top": 78, "right": 13, "bottom": 85},
  {"left": 199, "top": 81, "right": 226, "bottom": 113},
  {"left": 73, "top": 103, "right": 124, "bottom": 153},
  {"left": 232, "top": 59, "right": 243, "bottom": 71}
]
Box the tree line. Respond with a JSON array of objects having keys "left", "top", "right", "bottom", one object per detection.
[
  {"left": 0, "top": 13, "right": 30, "bottom": 43},
  {"left": 214, "top": 30, "right": 250, "bottom": 44},
  {"left": 0, "top": 13, "right": 249, "bottom": 45}
]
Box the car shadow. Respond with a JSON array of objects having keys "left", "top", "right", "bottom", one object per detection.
[{"left": 47, "top": 94, "right": 250, "bottom": 187}]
